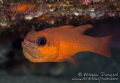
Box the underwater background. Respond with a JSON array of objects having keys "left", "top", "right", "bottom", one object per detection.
[{"left": 0, "top": 0, "right": 120, "bottom": 83}]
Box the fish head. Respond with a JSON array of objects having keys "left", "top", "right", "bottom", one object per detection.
[{"left": 22, "top": 30, "right": 59, "bottom": 62}]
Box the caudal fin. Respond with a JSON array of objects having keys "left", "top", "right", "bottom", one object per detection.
[{"left": 96, "top": 35, "right": 113, "bottom": 57}]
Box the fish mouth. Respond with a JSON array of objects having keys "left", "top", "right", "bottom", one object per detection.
[
  {"left": 22, "top": 41, "right": 44, "bottom": 60},
  {"left": 22, "top": 41, "right": 39, "bottom": 52},
  {"left": 23, "top": 49, "right": 38, "bottom": 59},
  {"left": 22, "top": 41, "right": 28, "bottom": 47},
  {"left": 23, "top": 49, "right": 45, "bottom": 62}
]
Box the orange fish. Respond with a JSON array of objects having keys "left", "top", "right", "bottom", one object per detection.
[
  {"left": 11, "top": 3, "right": 37, "bottom": 13},
  {"left": 22, "top": 24, "right": 113, "bottom": 65}
]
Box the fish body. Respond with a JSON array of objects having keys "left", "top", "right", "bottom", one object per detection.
[{"left": 22, "top": 24, "right": 113, "bottom": 65}]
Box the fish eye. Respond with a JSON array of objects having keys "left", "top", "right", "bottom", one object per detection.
[{"left": 36, "top": 37, "right": 47, "bottom": 46}]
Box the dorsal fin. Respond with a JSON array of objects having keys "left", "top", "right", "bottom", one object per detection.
[{"left": 74, "top": 24, "right": 93, "bottom": 34}]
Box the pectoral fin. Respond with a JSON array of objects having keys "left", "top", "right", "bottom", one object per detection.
[
  {"left": 60, "top": 53, "right": 78, "bottom": 66},
  {"left": 74, "top": 24, "right": 93, "bottom": 34}
]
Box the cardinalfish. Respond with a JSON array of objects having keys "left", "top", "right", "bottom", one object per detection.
[
  {"left": 22, "top": 24, "right": 113, "bottom": 65},
  {"left": 11, "top": 3, "right": 37, "bottom": 13}
]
